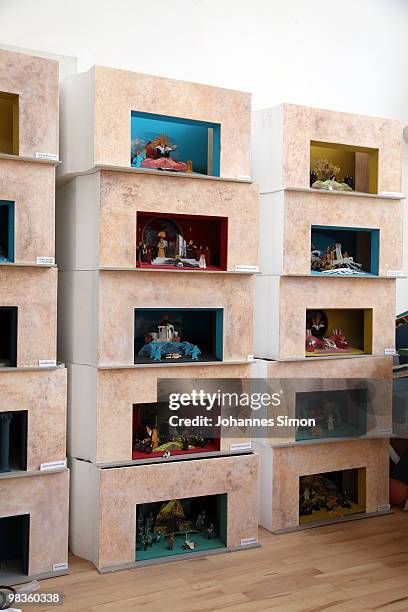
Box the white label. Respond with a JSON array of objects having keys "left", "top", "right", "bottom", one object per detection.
[
  {"left": 240, "top": 537, "right": 258, "bottom": 546},
  {"left": 41, "top": 459, "right": 66, "bottom": 471},
  {"left": 236, "top": 174, "right": 251, "bottom": 181},
  {"left": 376, "top": 428, "right": 393, "bottom": 435},
  {"left": 235, "top": 265, "right": 259, "bottom": 273},
  {"left": 387, "top": 270, "right": 404, "bottom": 277},
  {"left": 379, "top": 191, "right": 403, "bottom": 197},
  {"left": 377, "top": 504, "right": 391, "bottom": 512},
  {"left": 38, "top": 359, "right": 57, "bottom": 367},
  {"left": 230, "top": 442, "right": 252, "bottom": 451},
  {"left": 53, "top": 562, "right": 68, "bottom": 571},
  {"left": 247, "top": 354, "right": 255, "bottom": 362},
  {"left": 35, "top": 152, "right": 58, "bottom": 161},
  {"left": 36, "top": 256, "right": 55, "bottom": 265},
  {"left": 384, "top": 348, "right": 397, "bottom": 356}
]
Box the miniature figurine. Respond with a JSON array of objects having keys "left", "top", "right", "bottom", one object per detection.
[
  {"left": 167, "top": 533, "right": 175, "bottom": 550},
  {"left": 195, "top": 509, "right": 206, "bottom": 531},
  {"left": 310, "top": 159, "right": 353, "bottom": 192},
  {"left": 199, "top": 254, "right": 207, "bottom": 269},
  {"left": 327, "top": 414, "right": 335, "bottom": 432},
  {"left": 183, "top": 534, "right": 198, "bottom": 550},
  {"left": 206, "top": 523, "right": 215, "bottom": 540},
  {"left": 157, "top": 231, "right": 167, "bottom": 258}
]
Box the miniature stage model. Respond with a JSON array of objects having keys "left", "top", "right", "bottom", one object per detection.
[
  {"left": 306, "top": 310, "right": 351, "bottom": 355},
  {"left": 137, "top": 318, "right": 201, "bottom": 362},
  {"left": 132, "top": 134, "right": 192, "bottom": 173},
  {"left": 299, "top": 470, "right": 364, "bottom": 524},
  {"left": 132, "top": 402, "right": 219, "bottom": 460},
  {"left": 310, "top": 158, "right": 353, "bottom": 192},
  {"left": 136, "top": 495, "right": 226, "bottom": 561},
  {"left": 311, "top": 242, "right": 363, "bottom": 275},
  {"left": 137, "top": 216, "right": 213, "bottom": 270}
]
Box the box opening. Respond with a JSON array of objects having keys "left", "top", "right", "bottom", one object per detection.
[
  {"left": 0, "top": 92, "right": 19, "bottom": 155},
  {"left": 0, "top": 411, "right": 28, "bottom": 472},
  {"left": 0, "top": 514, "right": 29, "bottom": 578},
  {"left": 0, "top": 306, "right": 17, "bottom": 367},
  {"left": 306, "top": 308, "right": 372, "bottom": 357},
  {"left": 0, "top": 201, "right": 14, "bottom": 262}
]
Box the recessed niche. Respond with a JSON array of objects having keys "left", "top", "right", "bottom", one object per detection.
[
  {"left": 134, "top": 308, "right": 223, "bottom": 364},
  {"left": 0, "top": 307, "right": 17, "bottom": 367},
  {"left": 136, "top": 211, "right": 228, "bottom": 271},
  {"left": 0, "top": 92, "right": 19, "bottom": 155},
  {"left": 0, "top": 514, "right": 29, "bottom": 578},
  {"left": 0, "top": 411, "right": 28, "bottom": 473},
  {"left": 310, "top": 141, "right": 378, "bottom": 194},
  {"left": 136, "top": 494, "right": 227, "bottom": 561},
  {"left": 131, "top": 111, "right": 220, "bottom": 176},
  {"left": 299, "top": 468, "right": 366, "bottom": 525},
  {"left": 305, "top": 308, "right": 372, "bottom": 357},
  {"left": 0, "top": 201, "right": 14, "bottom": 262},
  {"left": 295, "top": 388, "right": 367, "bottom": 441},
  {"left": 311, "top": 225, "right": 379, "bottom": 276},
  {"left": 132, "top": 402, "right": 220, "bottom": 460}
]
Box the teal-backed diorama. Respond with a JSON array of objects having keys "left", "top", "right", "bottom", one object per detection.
[
  {"left": 136, "top": 494, "right": 227, "bottom": 561},
  {"left": 295, "top": 387, "right": 367, "bottom": 441},
  {"left": 131, "top": 111, "right": 220, "bottom": 176},
  {"left": 134, "top": 308, "right": 223, "bottom": 364},
  {"left": 311, "top": 225, "right": 379, "bottom": 276},
  {"left": 0, "top": 200, "right": 14, "bottom": 262}
]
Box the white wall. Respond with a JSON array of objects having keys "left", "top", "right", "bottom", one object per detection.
[{"left": 1, "top": 0, "right": 407, "bottom": 309}]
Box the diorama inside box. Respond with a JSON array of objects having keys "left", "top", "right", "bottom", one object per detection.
[
  {"left": 136, "top": 494, "right": 227, "bottom": 561},
  {"left": 310, "top": 141, "right": 378, "bottom": 194},
  {"left": 299, "top": 467, "right": 366, "bottom": 525},
  {"left": 0, "top": 411, "right": 27, "bottom": 473},
  {"left": 311, "top": 225, "right": 379, "bottom": 276},
  {"left": 0, "top": 306, "right": 17, "bottom": 367},
  {"left": 0, "top": 201, "right": 14, "bottom": 262},
  {"left": 131, "top": 111, "right": 220, "bottom": 176},
  {"left": 134, "top": 308, "right": 223, "bottom": 364},
  {"left": 295, "top": 388, "right": 367, "bottom": 441},
  {"left": 305, "top": 308, "right": 372, "bottom": 357},
  {"left": 136, "top": 212, "right": 227, "bottom": 271},
  {"left": 133, "top": 402, "right": 220, "bottom": 460},
  {"left": 0, "top": 91, "right": 19, "bottom": 156},
  {"left": 0, "top": 514, "right": 29, "bottom": 578}
]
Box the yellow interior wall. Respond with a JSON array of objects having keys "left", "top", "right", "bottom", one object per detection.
[
  {"left": 310, "top": 141, "right": 378, "bottom": 194},
  {"left": 0, "top": 92, "right": 19, "bottom": 155},
  {"left": 324, "top": 308, "right": 373, "bottom": 353}
]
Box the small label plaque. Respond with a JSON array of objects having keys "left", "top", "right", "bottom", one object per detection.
[
  {"left": 235, "top": 265, "right": 259, "bottom": 273},
  {"left": 384, "top": 348, "right": 397, "bottom": 356},
  {"left": 236, "top": 174, "right": 251, "bottom": 181},
  {"left": 230, "top": 442, "right": 252, "bottom": 451},
  {"left": 38, "top": 359, "right": 57, "bottom": 368},
  {"left": 36, "top": 256, "right": 55, "bottom": 265},
  {"left": 53, "top": 561, "right": 68, "bottom": 571},
  {"left": 240, "top": 537, "right": 258, "bottom": 546},
  {"left": 386, "top": 270, "right": 404, "bottom": 277},
  {"left": 35, "top": 152, "right": 59, "bottom": 161},
  {"left": 41, "top": 459, "right": 67, "bottom": 471},
  {"left": 377, "top": 504, "right": 391, "bottom": 512}
]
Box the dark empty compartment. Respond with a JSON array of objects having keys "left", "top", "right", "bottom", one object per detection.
[
  {"left": 0, "top": 514, "right": 29, "bottom": 577},
  {"left": 0, "top": 411, "right": 28, "bottom": 472},
  {"left": 0, "top": 307, "right": 17, "bottom": 367}
]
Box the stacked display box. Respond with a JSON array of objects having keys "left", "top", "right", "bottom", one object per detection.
[
  {"left": 252, "top": 103, "right": 403, "bottom": 531},
  {"left": 0, "top": 49, "right": 69, "bottom": 584},
  {"left": 57, "top": 66, "right": 260, "bottom": 571}
]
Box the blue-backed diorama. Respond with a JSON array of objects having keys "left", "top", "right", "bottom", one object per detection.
[
  {"left": 131, "top": 111, "right": 220, "bottom": 176},
  {"left": 311, "top": 225, "right": 379, "bottom": 276},
  {"left": 0, "top": 200, "right": 15, "bottom": 262}
]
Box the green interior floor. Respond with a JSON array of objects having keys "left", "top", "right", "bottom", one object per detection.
[{"left": 136, "top": 531, "right": 226, "bottom": 561}]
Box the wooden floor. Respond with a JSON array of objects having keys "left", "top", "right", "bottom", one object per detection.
[{"left": 32, "top": 510, "right": 407, "bottom": 612}]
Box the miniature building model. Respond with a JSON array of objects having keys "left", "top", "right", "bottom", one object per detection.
[
  {"left": 57, "top": 67, "right": 259, "bottom": 570},
  {"left": 0, "top": 49, "right": 68, "bottom": 585},
  {"left": 252, "top": 104, "right": 403, "bottom": 531}
]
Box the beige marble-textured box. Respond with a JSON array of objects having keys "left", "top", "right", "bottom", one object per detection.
[
  {"left": 0, "top": 367, "right": 66, "bottom": 471},
  {"left": 70, "top": 453, "right": 258, "bottom": 571},
  {"left": 0, "top": 469, "right": 69, "bottom": 583},
  {"left": 0, "top": 49, "right": 59, "bottom": 158},
  {"left": 254, "top": 276, "right": 396, "bottom": 360},
  {"left": 0, "top": 158, "right": 56, "bottom": 264},
  {"left": 260, "top": 189, "right": 404, "bottom": 276},
  {"left": 59, "top": 66, "right": 251, "bottom": 178},
  {"left": 252, "top": 103, "right": 403, "bottom": 194},
  {"left": 254, "top": 437, "right": 389, "bottom": 532},
  {"left": 0, "top": 266, "right": 57, "bottom": 367},
  {"left": 68, "top": 361, "right": 253, "bottom": 464},
  {"left": 58, "top": 270, "right": 253, "bottom": 366},
  {"left": 251, "top": 356, "right": 392, "bottom": 445},
  {"left": 56, "top": 170, "right": 259, "bottom": 271}
]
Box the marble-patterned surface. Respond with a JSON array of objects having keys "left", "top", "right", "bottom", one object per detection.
[
  {"left": 98, "top": 271, "right": 253, "bottom": 365},
  {"left": 277, "top": 276, "right": 395, "bottom": 360},
  {"left": 0, "top": 368, "right": 66, "bottom": 470},
  {"left": 0, "top": 470, "right": 69, "bottom": 576},
  {"left": 261, "top": 356, "right": 392, "bottom": 443},
  {"left": 98, "top": 453, "right": 259, "bottom": 569},
  {"left": 99, "top": 170, "right": 259, "bottom": 270},
  {"left": 270, "top": 438, "right": 389, "bottom": 530},
  {"left": 282, "top": 104, "right": 403, "bottom": 193},
  {"left": 0, "top": 159, "right": 55, "bottom": 263},
  {"left": 96, "top": 362, "right": 252, "bottom": 463},
  {"left": 0, "top": 267, "right": 57, "bottom": 367},
  {"left": 0, "top": 49, "right": 59, "bottom": 158},
  {"left": 93, "top": 66, "right": 251, "bottom": 178},
  {"left": 281, "top": 190, "right": 404, "bottom": 276}
]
